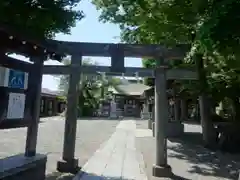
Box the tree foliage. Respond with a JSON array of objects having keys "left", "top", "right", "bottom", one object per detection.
[
  {"left": 58, "top": 58, "right": 122, "bottom": 116},
  {"left": 1, "top": 0, "right": 84, "bottom": 38},
  {"left": 93, "top": 0, "right": 240, "bottom": 122}
]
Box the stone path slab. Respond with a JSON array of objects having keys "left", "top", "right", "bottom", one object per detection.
[
  {"left": 74, "top": 120, "right": 147, "bottom": 180},
  {"left": 0, "top": 117, "right": 120, "bottom": 177}
]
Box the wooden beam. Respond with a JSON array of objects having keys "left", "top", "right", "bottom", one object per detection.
[
  {"left": 42, "top": 65, "right": 110, "bottom": 75},
  {"left": 43, "top": 65, "right": 71, "bottom": 74},
  {"left": 43, "top": 65, "right": 197, "bottom": 79},
  {"left": 0, "top": 55, "right": 32, "bottom": 72},
  {"left": 47, "top": 40, "right": 190, "bottom": 59},
  {"left": 0, "top": 24, "right": 64, "bottom": 58},
  {"left": 0, "top": 24, "right": 189, "bottom": 59},
  {"left": 167, "top": 69, "right": 198, "bottom": 80}
]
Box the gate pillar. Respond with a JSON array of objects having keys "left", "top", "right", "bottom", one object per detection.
[
  {"left": 152, "top": 58, "right": 172, "bottom": 178},
  {"left": 25, "top": 55, "right": 44, "bottom": 157},
  {"left": 57, "top": 53, "right": 82, "bottom": 174}
]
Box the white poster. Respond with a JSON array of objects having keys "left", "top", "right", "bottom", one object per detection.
[{"left": 7, "top": 93, "right": 26, "bottom": 119}]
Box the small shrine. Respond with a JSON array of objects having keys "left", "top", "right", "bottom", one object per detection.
[{"left": 111, "top": 82, "right": 151, "bottom": 117}]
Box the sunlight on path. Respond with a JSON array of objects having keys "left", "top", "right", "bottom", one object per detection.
[{"left": 74, "top": 120, "right": 147, "bottom": 180}]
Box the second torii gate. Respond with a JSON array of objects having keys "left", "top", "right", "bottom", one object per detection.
[{"left": 43, "top": 41, "right": 196, "bottom": 178}]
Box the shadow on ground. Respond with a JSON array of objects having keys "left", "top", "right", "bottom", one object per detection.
[
  {"left": 170, "top": 132, "right": 204, "bottom": 145},
  {"left": 45, "top": 172, "right": 75, "bottom": 180},
  {"left": 168, "top": 132, "right": 240, "bottom": 180},
  {"left": 170, "top": 174, "right": 191, "bottom": 180},
  {"left": 135, "top": 136, "right": 191, "bottom": 180},
  {"left": 78, "top": 172, "right": 147, "bottom": 180},
  {"left": 81, "top": 171, "right": 191, "bottom": 180}
]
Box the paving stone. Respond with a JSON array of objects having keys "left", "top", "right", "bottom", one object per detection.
[
  {"left": 75, "top": 120, "right": 148, "bottom": 180},
  {"left": 136, "top": 120, "right": 240, "bottom": 180},
  {"left": 0, "top": 116, "right": 120, "bottom": 176}
]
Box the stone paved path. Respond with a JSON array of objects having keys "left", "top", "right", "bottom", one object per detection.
[
  {"left": 4, "top": 118, "right": 240, "bottom": 179},
  {"left": 74, "top": 119, "right": 147, "bottom": 180},
  {"left": 135, "top": 120, "right": 240, "bottom": 180},
  {"left": 0, "top": 116, "right": 120, "bottom": 176}
]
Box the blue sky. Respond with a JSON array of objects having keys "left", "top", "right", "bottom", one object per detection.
[
  {"left": 11, "top": 0, "right": 142, "bottom": 91},
  {"left": 56, "top": 0, "right": 142, "bottom": 67}
]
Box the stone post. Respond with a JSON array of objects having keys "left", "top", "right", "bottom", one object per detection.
[
  {"left": 48, "top": 100, "right": 53, "bottom": 116},
  {"left": 148, "top": 100, "right": 152, "bottom": 129},
  {"left": 25, "top": 56, "right": 44, "bottom": 157},
  {"left": 142, "top": 99, "right": 150, "bottom": 120},
  {"left": 170, "top": 100, "right": 174, "bottom": 121},
  {"left": 180, "top": 99, "right": 188, "bottom": 122},
  {"left": 42, "top": 98, "right": 48, "bottom": 117},
  {"left": 109, "top": 100, "right": 118, "bottom": 119},
  {"left": 152, "top": 105, "right": 155, "bottom": 132},
  {"left": 152, "top": 58, "right": 172, "bottom": 177},
  {"left": 53, "top": 98, "right": 58, "bottom": 116},
  {"left": 57, "top": 54, "right": 82, "bottom": 174},
  {"left": 174, "top": 97, "right": 180, "bottom": 121}
]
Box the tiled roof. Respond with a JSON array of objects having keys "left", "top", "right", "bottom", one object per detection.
[
  {"left": 111, "top": 83, "right": 151, "bottom": 96},
  {"left": 41, "top": 88, "right": 61, "bottom": 96}
]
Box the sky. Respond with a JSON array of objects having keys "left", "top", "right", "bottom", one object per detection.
[{"left": 11, "top": 0, "right": 142, "bottom": 91}]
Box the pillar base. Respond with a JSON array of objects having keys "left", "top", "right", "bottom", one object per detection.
[
  {"left": 152, "top": 164, "right": 173, "bottom": 178},
  {"left": 57, "top": 158, "right": 80, "bottom": 174},
  {"left": 0, "top": 153, "right": 47, "bottom": 180}
]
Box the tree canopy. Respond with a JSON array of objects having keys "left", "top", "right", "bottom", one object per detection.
[
  {"left": 1, "top": 0, "right": 84, "bottom": 38},
  {"left": 93, "top": 0, "right": 240, "bottom": 146},
  {"left": 92, "top": 0, "right": 240, "bottom": 102}
]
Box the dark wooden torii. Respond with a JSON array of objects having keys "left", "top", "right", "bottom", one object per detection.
[{"left": 0, "top": 24, "right": 64, "bottom": 180}]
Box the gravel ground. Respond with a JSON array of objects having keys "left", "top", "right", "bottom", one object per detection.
[
  {"left": 136, "top": 120, "right": 240, "bottom": 180},
  {"left": 0, "top": 116, "right": 120, "bottom": 177}
]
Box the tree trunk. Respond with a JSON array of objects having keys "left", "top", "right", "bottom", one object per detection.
[{"left": 196, "top": 53, "right": 216, "bottom": 148}]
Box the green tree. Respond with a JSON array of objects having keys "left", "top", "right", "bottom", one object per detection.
[
  {"left": 92, "top": 0, "right": 240, "bottom": 146},
  {"left": 0, "top": 0, "right": 84, "bottom": 38},
  {"left": 58, "top": 58, "right": 122, "bottom": 116},
  {"left": 58, "top": 58, "right": 101, "bottom": 116}
]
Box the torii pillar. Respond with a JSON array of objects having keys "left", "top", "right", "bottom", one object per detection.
[
  {"left": 25, "top": 55, "right": 45, "bottom": 157},
  {"left": 152, "top": 58, "right": 172, "bottom": 177},
  {"left": 57, "top": 53, "right": 82, "bottom": 173}
]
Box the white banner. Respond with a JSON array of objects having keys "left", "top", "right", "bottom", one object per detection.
[{"left": 7, "top": 93, "right": 26, "bottom": 119}]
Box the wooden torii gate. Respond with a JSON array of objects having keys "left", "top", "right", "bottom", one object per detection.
[{"left": 42, "top": 41, "right": 197, "bottom": 178}]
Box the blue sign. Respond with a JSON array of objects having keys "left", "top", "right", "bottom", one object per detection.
[{"left": 8, "top": 69, "right": 25, "bottom": 89}]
